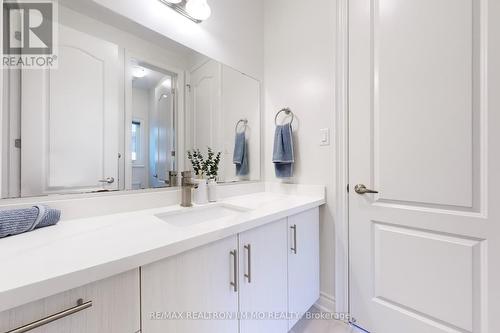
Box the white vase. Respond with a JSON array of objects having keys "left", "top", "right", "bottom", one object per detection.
[
  {"left": 207, "top": 179, "right": 217, "bottom": 202},
  {"left": 193, "top": 178, "right": 208, "bottom": 204}
]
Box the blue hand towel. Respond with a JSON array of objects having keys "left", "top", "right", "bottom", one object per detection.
[
  {"left": 233, "top": 131, "right": 249, "bottom": 176},
  {"left": 273, "top": 123, "right": 294, "bottom": 178},
  {"left": 0, "top": 205, "right": 61, "bottom": 239}
]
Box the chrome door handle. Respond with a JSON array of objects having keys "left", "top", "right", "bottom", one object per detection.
[
  {"left": 98, "top": 177, "right": 115, "bottom": 184},
  {"left": 290, "top": 225, "right": 297, "bottom": 254},
  {"left": 354, "top": 184, "right": 378, "bottom": 194},
  {"left": 230, "top": 250, "right": 238, "bottom": 292},
  {"left": 244, "top": 244, "right": 251, "bottom": 283}
]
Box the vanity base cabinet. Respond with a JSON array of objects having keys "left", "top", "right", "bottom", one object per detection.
[
  {"left": 288, "top": 208, "right": 320, "bottom": 329},
  {"left": 141, "top": 235, "right": 239, "bottom": 333},
  {"left": 0, "top": 269, "right": 140, "bottom": 333},
  {"left": 238, "top": 219, "right": 289, "bottom": 333},
  {"left": 140, "top": 208, "right": 320, "bottom": 333}
]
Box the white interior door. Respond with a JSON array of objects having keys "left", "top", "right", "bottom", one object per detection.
[
  {"left": 150, "top": 78, "right": 175, "bottom": 187},
  {"left": 349, "top": 1, "right": 500, "bottom": 332},
  {"left": 188, "top": 60, "right": 221, "bottom": 154},
  {"left": 21, "top": 24, "right": 120, "bottom": 196}
]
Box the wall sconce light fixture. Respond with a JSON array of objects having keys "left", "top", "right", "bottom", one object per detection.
[{"left": 159, "top": 0, "right": 212, "bottom": 23}]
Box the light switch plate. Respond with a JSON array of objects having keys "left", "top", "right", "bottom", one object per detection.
[{"left": 320, "top": 128, "right": 330, "bottom": 146}]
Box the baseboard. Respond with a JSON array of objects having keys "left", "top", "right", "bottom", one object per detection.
[{"left": 314, "top": 292, "right": 336, "bottom": 313}]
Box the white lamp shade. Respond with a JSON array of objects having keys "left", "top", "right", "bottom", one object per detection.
[
  {"left": 164, "top": 0, "right": 182, "bottom": 3},
  {"left": 185, "top": 0, "right": 211, "bottom": 20}
]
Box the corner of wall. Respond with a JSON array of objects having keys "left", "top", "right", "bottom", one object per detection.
[{"left": 315, "top": 292, "right": 336, "bottom": 313}]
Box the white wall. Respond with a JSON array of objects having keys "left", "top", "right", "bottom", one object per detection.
[
  {"left": 58, "top": 4, "right": 191, "bottom": 71},
  {"left": 264, "top": 0, "right": 337, "bottom": 310},
  {"left": 90, "top": 0, "right": 265, "bottom": 80}
]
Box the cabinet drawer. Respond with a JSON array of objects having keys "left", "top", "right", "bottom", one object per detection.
[{"left": 0, "top": 270, "right": 140, "bottom": 333}]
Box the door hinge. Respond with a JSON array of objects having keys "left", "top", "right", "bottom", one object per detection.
[
  {"left": 14, "top": 139, "right": 21, "bottom": 148},
  {"left": 186, "top": 84, "right": 191, "bottom": 92},
  {"left": 347, "top": 184, "right": 349, "bottom": 193}
]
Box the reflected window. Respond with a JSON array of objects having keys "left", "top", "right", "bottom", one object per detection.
[{"left": 131, "top": 121, "right": 141, "bottom": 162}]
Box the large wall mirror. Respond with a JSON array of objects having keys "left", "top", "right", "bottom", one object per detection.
[{"left": 1, "top": 0, "right": 261, "bottom": 198}]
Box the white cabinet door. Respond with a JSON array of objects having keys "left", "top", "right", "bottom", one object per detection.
[
  {"left": 21, "top": 24, "right": 120, "bottom": 196},
  {"left": 0, "top": 270, "right": 140, "bottom": 333},
  {"left": 238, "top": 219, "right": 288, "bottom": 333},
  {"left": 287, "top": 208, "right": 320, "bottom": 329},
  {"left": 141, "top": 235, "right": 239, "bottom": 333}
]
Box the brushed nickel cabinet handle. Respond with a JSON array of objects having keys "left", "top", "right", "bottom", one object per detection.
[
  {"left": 230, "top": 250, "right": 238, "bottom": 292},
  {"left": 290, "top": 225, "right": 297, "bottom": 254},
  {"left": 244, "top": 244, "right": 252, "bottom": 283},
  {"left": 6, "top": 299, "right": 92, "bottom": 333}
]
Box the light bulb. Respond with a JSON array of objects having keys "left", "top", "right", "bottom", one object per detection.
[
  {"left": 132, "top": 66, "right": 147, "bottom": 78},
  {"left": 185, "top": 0, "right": 211, "bottom": 21}
]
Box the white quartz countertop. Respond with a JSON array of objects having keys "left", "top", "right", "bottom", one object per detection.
[{"left": 0, "top": 191, "right": 325, "bottom": 312}]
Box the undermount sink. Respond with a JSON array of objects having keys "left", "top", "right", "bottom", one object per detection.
[{"left": 155, "top": 204, "right": 250, "bottom": 227}]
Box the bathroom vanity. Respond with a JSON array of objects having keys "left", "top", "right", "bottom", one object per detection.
[
  {"left": 0, "top": 1, "right": 323, "bottom": 332},
  {"left": 0, "top": 186, "right": 324, "bottom": 333}
]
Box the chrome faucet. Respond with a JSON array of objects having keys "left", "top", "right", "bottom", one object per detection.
[{"left": 181, "top": 171, "right": 197, "bottom": 207}]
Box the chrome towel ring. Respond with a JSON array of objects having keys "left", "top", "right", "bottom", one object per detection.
[
  {"left": 275, "top": 107, "right": 294, "bottom": 126},
  {"left": 235, "top": 119, "right": 248, "bottom": 134}
]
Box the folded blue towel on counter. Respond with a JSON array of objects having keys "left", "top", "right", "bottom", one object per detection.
[
  {"left": 273, "top": 123, "right": 294, "bottom": 178},
  {"left": 233, "top": 131, "right": 249, "bottom": 176},
  {"left": 0, "top": 205, "right": 61, "bottom": 239}
]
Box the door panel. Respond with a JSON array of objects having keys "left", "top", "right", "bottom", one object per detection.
[
  {"left": 349, "top": 0, "right": 498, "bottom": 332},
  {"left": 373, "top": 223, "right": 480, "bottom": 332},
  {"left": 150, "top": 78, "right": 175, "bottom": 188},
  {"left": 49, "top": 46, "right": 106, "bottom": 188},
  {"left": 21, "top": 24, "right": 120, "bottom": 196},
  {"left": 375, "top": 0, "right": 475, "bottom": 208},
  {"left": 188, "top": 60, "right": 221, "bottom": 153}
]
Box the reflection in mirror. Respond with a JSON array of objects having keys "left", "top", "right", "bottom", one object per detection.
[
  {"left": 0, "top": 0, "right": 261, "bottom": 199},
  {"left": 129, "top": 60, "right": 177, "bottom": 189},
  {"left": 187, "top": 60, "right": 261, "bottom": 183}
]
